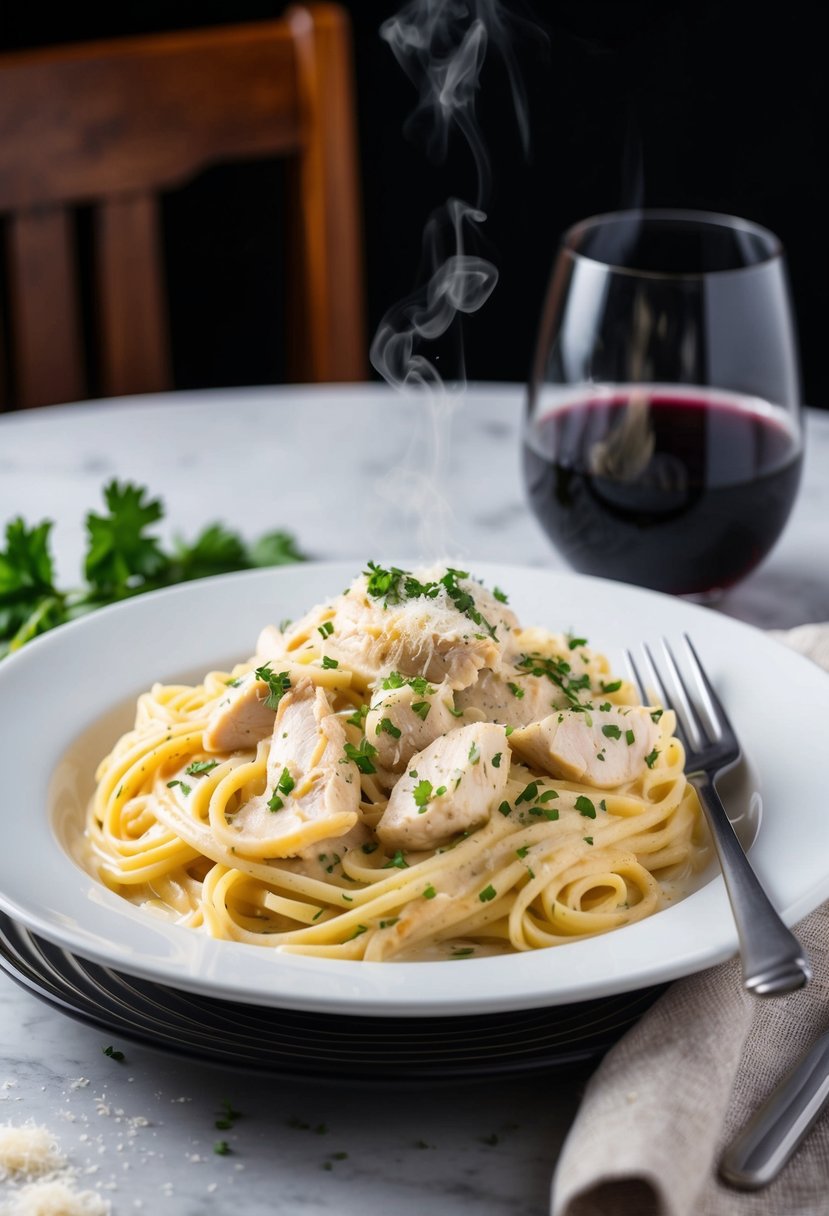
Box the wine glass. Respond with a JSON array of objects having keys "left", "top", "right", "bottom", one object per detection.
[{"left": 524, "top": 209, "right": 803, "bottom": 597}]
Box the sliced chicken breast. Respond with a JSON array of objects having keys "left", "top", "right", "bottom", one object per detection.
[
  {"left": 230, "top": 681, "right": 360, "bottom": 857},
  {"left": 203, "top": 670, "right": 286, "bottom": 752},
  {"left": 365, "top": 676, "right": 460, "bottom": 772},
  {"left": 455, "top": 665, "right": 570, "bottom": 727},
  {"left": 509, "top": 706, "right": 659, "bottom": 789},
  {"left": 280, "top": 566, "right": 519, "bottom": 690},
  {"left": 377, "top": 722, "right": 510, "bottom": 851}
]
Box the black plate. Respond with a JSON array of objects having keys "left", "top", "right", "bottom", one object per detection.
[{"left": 0, "top": 913, "right": 664, "bottom": 1083}]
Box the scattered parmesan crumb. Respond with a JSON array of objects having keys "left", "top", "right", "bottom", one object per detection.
[
  {"left": 0, "top": 1124, "right": 64, "bottom": 1180},
  {"left": 69, "top": 1080, "right": 90, "bottom": 1092},
  {"left": 0, "top": 1178, "right": 111, "bottom": 1216}
]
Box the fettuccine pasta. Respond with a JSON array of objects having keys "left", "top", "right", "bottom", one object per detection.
[{"left": 86, "top": 564, "right": 709, "bottom": 961}]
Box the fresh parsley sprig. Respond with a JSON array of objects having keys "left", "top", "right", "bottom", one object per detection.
[{"left": 0, "top": 480, "right": 304, "bottom": 659}]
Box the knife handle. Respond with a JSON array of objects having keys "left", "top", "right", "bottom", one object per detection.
[{"left": 719, "top": 1029, "right": 829, "bottom": 1189}]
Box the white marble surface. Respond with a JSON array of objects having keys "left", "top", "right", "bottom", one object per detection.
[{"left": 0, "top": 384, "right": 827, "bottom": 1215}]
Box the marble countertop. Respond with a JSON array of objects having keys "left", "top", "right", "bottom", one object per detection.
[{"left": 0, "top": 384, "right": 827, "bottom": 1215}]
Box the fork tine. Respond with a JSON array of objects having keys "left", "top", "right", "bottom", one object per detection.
[
  {"left": 659, "top": 638, "right": 707, "bottom": 749},
  {"left": 683, "top": 633, "right": 736, "bottom": 737},
  {"left": 638, "top": 643, "right": 688, "bottom": 750},
  {"left": 624, "top": 648, "right": 646, "bottom": 703}
]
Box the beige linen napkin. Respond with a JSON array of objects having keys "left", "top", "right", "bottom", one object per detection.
[{"left": 551, "top": 624, "right": 829, "bottom": 1216}]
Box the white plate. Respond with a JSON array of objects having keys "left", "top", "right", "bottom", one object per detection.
[{"left": 1, "top": 562, "right": 827, "bottom": 1016}]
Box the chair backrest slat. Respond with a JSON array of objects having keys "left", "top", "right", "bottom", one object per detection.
[
  {"left": 96, "top": 193, "right": 170, "bottom": 398},
  {"left": 8, "top": 208, "right": 84, "bottom": 409}
]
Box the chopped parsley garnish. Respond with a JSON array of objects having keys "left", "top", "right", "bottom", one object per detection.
[
  {"left": 493, "top": 586, "right": 508, "bottom": 603},
  {"left": 361, "top": 842, "right": 379, "bottom": 855},
  {"left": 468, "top": 741, "right": 480, "bottom": 765},
  {"left": 343, "top": 738, "right": 378, "bottom": 774},
  {"left": 575, "top": 795, "right": 596, "bottom": 819},
  {"left": 411, "top": 700, "right": 431, "bottom": 721},
  {"left": 529, "top": 806, "right": 559, "bottom": 821},
  {"left": 254, "top": 662, "right": 291, "bottom": 709},
  {"left": 599, "top": 798, "right": 607, "bottom": 812},
  {"left": 650, "top": 708, "right": 664, "bottom": 723},
  {"left": 318, "top": 621, "right": 334, "bottom": 638},
  {"left": 491, "top": 752, "right": 502, "bottom": 768},
  {"left": 645, "top": 748, "right": 660, "bottom": 768},
  {"left": 435, "top": 785, "right": 447, "bottom": 796},
  {"left": 184, "top": 759, "right": 219, "bottom": 777},
  {"left": 166, "top": 779, "right": 191, "bottom": 796},
  {"left": 538, "top": 789, "right": 559, "bottom": 802},
  {"left": 478, "top": 884, "right": 497, "bottom": 903},
  {"left": 568, "top": 636, "right": 588, "bottom": 649},
  {"left": 505, "top": 724, "right": 514, "bottom": 736},
  {"left": 583, "top": 836, "right": 594, "bottom": 846},
  {"left": 321, "top": 655, "right": 339, "bottom": 669},
  {"left": 601, "top": 679, "right": 623, "bottom": 693},
  {"left": 452, "top": 946, "right": 475, "bottom": 958},
  {"left": 517, "top": 652, "right": 592, "bottom": 706},
  {"left": 423, "top": 885, "right": 437, "bottom": 900},
  {"left": 601, "top": 724, "right": 622, "bottom": 739},
  {"left": 447, "top": 704, "right": 464, "bottom": 717},
  {"left": 363, "top": 564, "right": 497, "bottom": 638},
  {"left": 498, "top": 801, "right": 512, "bottom": 817},
  {"left": 507, "top": 682, "right": 525, "bottom": 699},
  {"left": 382, "top": 850, "right": 409, "bottom": 870},
  {"left": 267, "top": 791, "right": 284, "bottom": 813},
  {"left": 379, "top": 917, "right": 400, "bottom": 928},
  {"left": 276, "top": 767, "right": 295, "bottom": 796},
  {"left": 516, "top": 846, "right": 529, "bottom": 859},
  {"left": 381, "top": 672, "right": 434, "bottom": 696},
  {"left": 343, "top": 924, "right": 368, "bottom": 942},
  {"left": 515, "top": 781, "right": 539, "bottom": 805},
  {"left": 376, "top": 717, "right": 402, "bottom": 739},
  {"left": 347, "top": 704, "right": 369, "bottom": 729},
  {"left": 413, "top": 779, "right": 434, "bottom": 810},
  {"left": 625, "top": 729, "right": 636, "bottom": 746}
]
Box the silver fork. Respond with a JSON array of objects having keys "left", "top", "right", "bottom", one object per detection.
[{"left": 626, "top": 635, "right": 811, "bottom": 997}]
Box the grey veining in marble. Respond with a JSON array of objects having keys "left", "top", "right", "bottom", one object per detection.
[{"left": 0, "top": 384, "right": 827, "bottom": 1214}]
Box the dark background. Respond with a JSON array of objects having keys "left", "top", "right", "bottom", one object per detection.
[{"left": 2, "top": 1, "right": 824, "bottom": 407}]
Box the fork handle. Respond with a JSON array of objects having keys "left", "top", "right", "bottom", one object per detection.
[{"left": 689, "top": 773, "right": 811, "bottom": 996}]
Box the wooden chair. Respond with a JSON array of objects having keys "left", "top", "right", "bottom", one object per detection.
[{"left": 0, "top": 5, "right": 366, "bottom": 410}]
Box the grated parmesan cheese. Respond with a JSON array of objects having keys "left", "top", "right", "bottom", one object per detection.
[
  {"left": 0, "top": 1124, "right": 64, "bottom": 1180},
  {"left": 1, "top": 1178, "right": 110, "bottom": 1216}
]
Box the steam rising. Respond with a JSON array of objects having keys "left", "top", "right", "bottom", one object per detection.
[{"left": 372, "top": 2, "right": 536, "bottom": 553}]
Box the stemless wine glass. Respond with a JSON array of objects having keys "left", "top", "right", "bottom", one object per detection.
[{"left": 524, "top": 209, "right": 803, "bottom": 597}]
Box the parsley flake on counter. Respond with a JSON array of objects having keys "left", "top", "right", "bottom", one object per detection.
[
  {"left": 102, "top": 1045, "right": 125, "bottom": 1061},
  {"left": 214, "top": 1141, "right": 231, "bottom": 1156}
]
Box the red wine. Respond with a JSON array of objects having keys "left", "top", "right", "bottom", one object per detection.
[{"left": 523, "top": 389, "right": 803, "bottom": 596}]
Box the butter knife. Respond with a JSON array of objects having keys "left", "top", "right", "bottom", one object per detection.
[{"left": 719, "top": 1029, "right": 829, "bottom": 1189}]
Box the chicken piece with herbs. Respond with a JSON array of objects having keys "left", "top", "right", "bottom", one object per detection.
[
  {"left": 230, "top": 679, "right": 360, "bottom": 856},
  {"left": 280, "top": 565, "right": 518, "bottom": 690},
  {"left": 377, "top": 722, "right": 510, "bottom": 851},
  {"left": 509, "top": 705, "right": 659, "bottom": 789},
  {"left": 203, "top": 665, "right": 290, "bottom": 752},
  {"left": 364, "top": 673, "right": 460, "bottom": 772}
]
